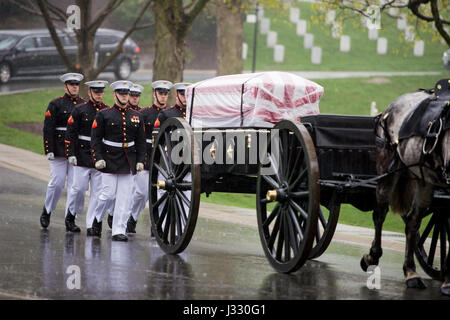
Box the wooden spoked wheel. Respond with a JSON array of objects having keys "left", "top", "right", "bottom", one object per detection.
[
  {"left": 309, "top": 192, "right": 341, "bottom": 259},
  {"left": 256, "top": 120, "right": 320, "bottom": 273},
  {"left": 415, "top": 209, "right": 449, "bottom": 280},
  {"left": 149, "top": 118, "right": 201, "bottom": 254}
]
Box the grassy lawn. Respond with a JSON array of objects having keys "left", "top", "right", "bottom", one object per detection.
[
  {"left": 0, "top": 74, "right": 446, "bottom": 234},
  {"left": 244, "top": 2, "right": 448, "bottom": 72}
]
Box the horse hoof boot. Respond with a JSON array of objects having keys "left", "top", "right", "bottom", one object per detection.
[
  {"left": 406, "top": 276, "right": 426, "bottom": 289},
  {"left": 441, "top": 283, "right": 450, "bottom": 296},
  {"left": 360, "top": 254, "right": 371, "bottom": 272}
]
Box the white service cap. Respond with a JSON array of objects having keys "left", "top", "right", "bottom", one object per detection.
[
  {"left": 85, "top": 80, "right": 109, "bottom": 88},
  {"left": 60, "top": 73, "right": 84, "bottom": 83},
  {"left": 173, "top": 82, "right": 192, "bottom": 92},
  {"left": 130, "top": 83, "right": 144, "bottom": 94},
  {"left": 152, "top": 80, "right": 173, "bottom": 91},
  {"left": 110, "top": 80, "right": 133, "bottom": 91}
]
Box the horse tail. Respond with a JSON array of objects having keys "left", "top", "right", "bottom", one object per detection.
[{"left": 388, "top": 167, "right": 414, "bottom": 216}]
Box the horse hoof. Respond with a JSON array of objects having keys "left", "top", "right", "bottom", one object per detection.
[
  {"left": 441, "top": 283, "right": 450, "bottom": 296},
  {"left": 406, "top": 277, "right": 427, "bottom": 289},
  {"left": 360, "top": 255, "right": 373, "bottom": 272}
]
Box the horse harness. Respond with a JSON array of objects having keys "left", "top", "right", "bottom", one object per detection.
[{"left": 375, "top": 79, "right": 450, "bottom": 185}]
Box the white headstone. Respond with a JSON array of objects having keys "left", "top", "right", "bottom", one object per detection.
[
  {"left": 242, "top": 43, "right": 248, "bottom": 60},
  {"left": 274, "top": 44, "right": 285, "bottom": 63},
  {"left": 304, "top": 33, "right": 314, "bottom": 49},
  {"left": 331, "top": 21, "right": 342, "bottom": 38},
  {"left": 368, "top": 28, "right": 378, "bottom": 40},
  {"left": 397, "top": 14, "right": 407, "bottom": 30},
  {"left": 311, "top": 46, "right": 322, "bottom": 64},
  {"left": 377, "top": 37, "right": 388, "bottom": 55},
  {"left": 388, "top": 7, "right": 399, "bottom": 16},
  {"left": 413, "top": 40, "right": 424, "bottom": 56},
  {"left": 257, "top": 8, "right": 264, "bottom": 20},
  {"left": 290, "top": 7, "right": 300, "bottom": 23},
  {"left": 267, "top": 31, "right": 277, "bottom": 48},
  {"left": 296, "top": 20, "right": 307, "bottom": 36},
  {"left": 326, "top": 10, "right": 336, "bottom": 25},
  {"left": 405, "top": 26, "right": 415, "bottom": 42},
  {"left": 340, "top": 35, "right": 351, "bottom": 52},
  {"left": 246, "top": 14, "right": 257, "bottom": 24},
  {"left": 260, "top": 18, "right": 270, "bottom": 35}
]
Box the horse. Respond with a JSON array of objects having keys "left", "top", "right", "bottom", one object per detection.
[{"left": 359, "top": 87, "right": 450, "bottom": 296}]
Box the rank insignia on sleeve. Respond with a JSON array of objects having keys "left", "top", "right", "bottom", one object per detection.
[
  {"left": 68, "top": 115, "right": 74, "bottom": 124},
  {"left": 45, "top": 110, "right": 51, "bottom": 118},
  {"left": 154, "top": 118, "right": 160, "bottom": 127},
  {"left": 92, "top": 119, "right": 97, "bottom": 128}
]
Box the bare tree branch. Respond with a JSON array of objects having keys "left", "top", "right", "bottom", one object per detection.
[
  {"left": 92, "top": 0, "right": 154, "bottom": 78},
  {"left": 36, "top": 0, "right": 76, "bottom": 70},
  {"left": 88, "top": 0, "right": 126, "bottom": 33},
  {"left": 7, "top": 0, "right": 64, "bottom": 21},
  {"left": 430, "top": 0, "right": 450, "bottom": 46}
]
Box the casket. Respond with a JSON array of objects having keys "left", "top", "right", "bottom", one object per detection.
[{"left": 185, "top": 71, "right": 323, "bottom": 128}]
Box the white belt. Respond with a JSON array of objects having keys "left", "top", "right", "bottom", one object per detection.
[
  {"left": 78, "top": 135, "right": 91, "bottom": 141},
  {"left": 56, "top": 127, "right": 67, "bottom": 131},
  {"left": 146, "top": 139, "right": 152, "bottom": 144},
  {"left": 103, "top": 139, "right": 135, "bottom": 148}
]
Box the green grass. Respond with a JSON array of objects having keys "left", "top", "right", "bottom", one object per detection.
[
  {"left": 0, "top": 74, "right": 447, "bottom": 234},
  {"left": 244, "top": 2, "right": 448, "bottom": 71}
]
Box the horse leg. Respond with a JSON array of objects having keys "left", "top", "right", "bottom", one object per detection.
[
  {"left": 360, "top": 201, "right": 389, "bottom": 271},
  {"left": 441, "top": 236, "right": 450, "bottom": 296},
  {"left": 403, "top": 204, "right": 427, "bottom": 289}
]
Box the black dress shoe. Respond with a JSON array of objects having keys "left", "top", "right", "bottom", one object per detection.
[
  {"left": 65, "top": 211, "right": 81, "bottom": 232},
  {"left": 86, "top": 228, "right": 95, "bottom": 236},
  {"left": 92, "top": 218, "right": 102, "bottom": 237},
  {"left": 40, "top": 206, "right": 51, "bottom": 229},
  {"left": 126, "top": 216, "right": 137, "bottom": 233},
  {"left": 112, "top": 234, "right": 128, "bottom": 242},
  {"left": 107, "top": 214, "right": 113, "bottom": 229}
]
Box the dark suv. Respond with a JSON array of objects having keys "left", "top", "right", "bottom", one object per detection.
[{"left": 0, "top": 28, "right": 140, "bottom": 84}]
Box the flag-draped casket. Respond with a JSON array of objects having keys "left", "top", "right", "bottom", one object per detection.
[{"left": 185, "top": 71, "right": 323, "bottom": 128}]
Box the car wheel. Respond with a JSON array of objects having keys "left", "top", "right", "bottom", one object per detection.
[
  {"left": 0, "top": 63, "right": 11, "bottom": 84},
  {"left": 115, "top": 59, "right": 131, "bottom": 79}
]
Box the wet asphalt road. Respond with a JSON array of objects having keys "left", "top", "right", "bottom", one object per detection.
[{"left": 0, "top": 166, "right": 448, "bottom": 301}]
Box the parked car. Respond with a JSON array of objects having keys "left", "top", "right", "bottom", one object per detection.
[
  {"left": 444, "top": 49, "right": 450, "bottom": 70},
  {"left": 0, "top": 28, "right": 140, "bottom": 84}
]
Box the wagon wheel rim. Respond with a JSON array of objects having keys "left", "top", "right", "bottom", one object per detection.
[
  {"left": 256, "top": 120, "right": 319, "bottom": 273},
  {"left": 149, "top": 117, "right": 201, "bottom": 254},
  {"left": 414, "top": 209, "right": 449, "bottom": 281},
  {"left": 309, "top": 191, "right": 341, "bottom": 259}
]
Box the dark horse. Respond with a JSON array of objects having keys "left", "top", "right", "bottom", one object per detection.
[{"left": 360, "top": 86, "right": 450, "bottom": 296}]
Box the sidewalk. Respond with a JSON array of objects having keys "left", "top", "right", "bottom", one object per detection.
[{"left": 0, "top": 142, "right": 406, "bottom": 253}]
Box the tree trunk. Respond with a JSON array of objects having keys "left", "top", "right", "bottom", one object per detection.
[
  {"left": 216, "top": 0, "right": 243, "bottom": 76},
  {"left": 152, "top": 3, "right": 185, "bottom": 83}
]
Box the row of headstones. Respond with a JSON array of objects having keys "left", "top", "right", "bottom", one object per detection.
[{"left": 243, "top": 8, "right": 286, "bottom": 63}]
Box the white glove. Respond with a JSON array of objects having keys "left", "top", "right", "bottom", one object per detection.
[
  {"left": 68, "top": 156, "right": 77, "bottom": 166},
  {"left": 95, "top": 160, "right": 106, "bottom": 169},
  {"left": 47, "top": 152, "right": 54, "bottom": 160},
  {"left": 136, "top": 162, "right": 144, "bottom": 172}
]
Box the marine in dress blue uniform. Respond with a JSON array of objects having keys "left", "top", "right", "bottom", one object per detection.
[
  {"left": 40, "top": 73, "right": 85, "bottom": 229},
  {"left": 125, "top": 80, "right": 173, "bottom": 233},
  {"left": 65, "top": 80, "right": 109, "bottom": 234},
  {"left": 90, "top": 80, "right": 146, "bottom": 241}
]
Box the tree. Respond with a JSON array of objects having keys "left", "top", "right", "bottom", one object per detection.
[
  {"left": 151, "top": 0, "right": 211, "bottom": 82},
  {"left": 316, "top": 0, "right": 450, "bottom": 47},
  {"left": 8, "top": 0, "right": 153, "bottom": 94}
]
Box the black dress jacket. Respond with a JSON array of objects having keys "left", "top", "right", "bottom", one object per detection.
[
  {"left": 43, "top": 93, "right": 85, "bottom": 157},
  {"left": 140, "top": 104, "right": 164, "bottom": 170},
  {"left": 65, "top": 99, "right": 108, "bottom": 168},
  {"left": 91, "top": 104, "right": 146, "bottom": 175}
]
